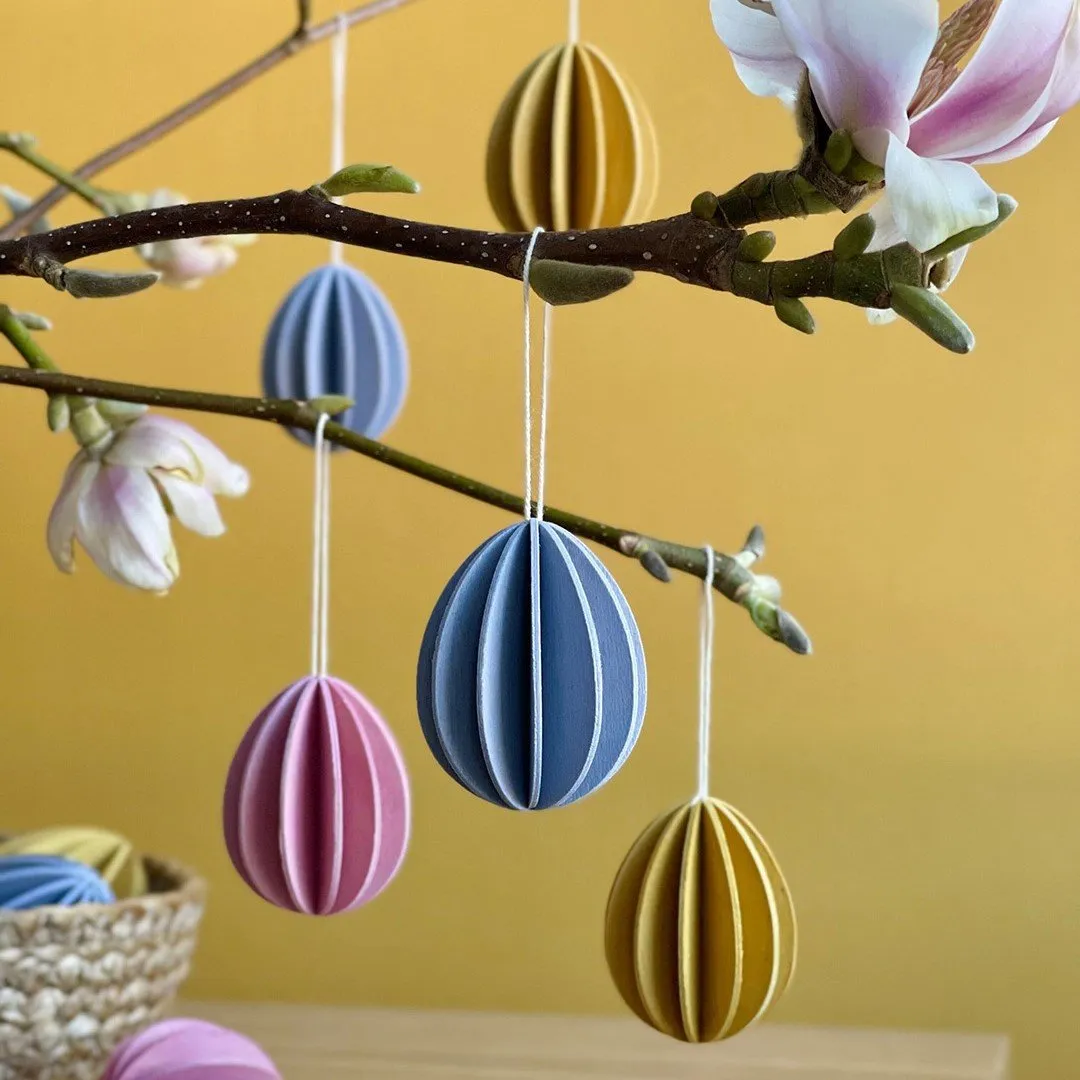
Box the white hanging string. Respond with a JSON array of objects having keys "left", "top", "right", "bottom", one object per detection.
[
  {"left": 521, "top": 227, "right": 553, "bottom": 521},
  {"left": 311, "top": 414, "right": 333, "bottom": 677},
  {"left": 568, "top": 0, "right": 581, "bottom": 43},
  {"left": 696, "top": 546, "right": 717, "bottom": 802},
  {"left": 328, "top": 13, "right": 348, "bottom": 267}
]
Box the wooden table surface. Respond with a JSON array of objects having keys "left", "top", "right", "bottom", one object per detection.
[{"left": 181, "top": 1001, "right": 1010, "bottom": 1079}]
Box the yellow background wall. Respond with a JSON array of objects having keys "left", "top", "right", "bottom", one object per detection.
[{"left": 2, "top": 2, "right": 1077, "bottom": 1077}]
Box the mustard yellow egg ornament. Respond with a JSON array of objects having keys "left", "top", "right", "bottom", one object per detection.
[
  {"left": 486, "top": 43, "right": 659, "bottom": 232},
  {"left": 0, "top": 826, "right": 147, "bottom": 899},
  {"left": 605, "top": 798, "right": 797, "bottom": 1043}
]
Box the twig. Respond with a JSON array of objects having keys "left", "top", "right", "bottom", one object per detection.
[
  {"left": 0, "top": 360, "right": 811, "bottom": 654},
  {"left": 0, "top": 134, "right": 112, "bottom": 216},
  {"left": 0, "top": 0, "right": 420, "bottom": 240}
]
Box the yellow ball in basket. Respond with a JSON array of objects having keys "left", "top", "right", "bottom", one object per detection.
[
  {"left": 605, "top": 798, "right": 797, "bottom": 1043},
  {"left": 0, "top": 826, "right": 146, "bottom": 898},
  {"left": 486, "top": 42, "right": 659, "bottom": 232}
]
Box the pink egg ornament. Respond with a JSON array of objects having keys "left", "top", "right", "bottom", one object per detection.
[
  {"left": 102, "top": 1018, "right": 280, "bottom": 1080},
  {"left": 223, "top": 675, "right": 411, "bottom": 915}
]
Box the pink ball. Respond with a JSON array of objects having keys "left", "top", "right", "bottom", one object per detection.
[
  {"left": 102, "top": 1019, "right": 280, "bottom": 1079},
  {"left": 223, "top": 675, "right": 411, "bottom": 915}
]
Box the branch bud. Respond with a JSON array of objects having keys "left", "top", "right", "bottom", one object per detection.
[
  {"left": 737, "top": 231, "right": 777, "bottom": 263},
  {"left": 923, "top": 194, "right": 1017, "bottom": 263},
  {"left": 11, "top": 310, "right": 52, "bottom": 331},
  {"left": 528, "top": 261, "right": 634, "bottom": 306},
  {"left": 691, "top": 191, "right": 719, "bottom": 221},
  {"left": 832, "top": 213, "right": 877, "bottom": 261},
  {"left": 639, "top": 549, "right": 672, "bottom": 583},
  {"left": 46, "top": 395, "right": 70, "bottom": 434},
  {"left": 774, "top": 295, "right": 816, "bottom": 335},
  {"left": 823, "top": 130, "right": 854, "bottom": 174},
  {"left": 62, "top": 267, "right": 161, "bottom": 299},
  {"left": 307, "top": 394, "right": 355, "bottom": 416},
  {"left": 890, "top": 283, "right": 974, "bottom": 354},
  {"left": 316, "top": 164, "right": 421, "bottom": 198}
]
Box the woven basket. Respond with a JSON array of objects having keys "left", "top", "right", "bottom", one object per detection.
[{"left": 0, "top": 854, "right": 205, "bottom": 1080}]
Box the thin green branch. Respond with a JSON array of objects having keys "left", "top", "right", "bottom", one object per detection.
[
  {"left": 0, "top": 357, "right": 812, "bottom": 655},
  {"left": 0, "top": 135, "right": 113, "bottom": 216}
]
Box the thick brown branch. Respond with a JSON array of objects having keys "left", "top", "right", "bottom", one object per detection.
[
  {"left": 0, "top": 189, "right": 747, "bottom": 292},
  {"left": 0, "top": 363, "right": 811, "bottom": 654},
  {"left": 0, "top": 0, "right": 419, "bottom": 240}
]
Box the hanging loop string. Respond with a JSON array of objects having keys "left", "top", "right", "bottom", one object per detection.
[
  {"left": 568, "top": 0, "right": 581, "bottom": 43},
  {"left": 328, "top": 13, "right": 348, "bottom": 266},
  {"left": 696, "top": 546, "right": 717, "bottom": 801},
  {"left": 311, "top": 414, "right": 333, "bottom": 677},
  {"left": 521, "top": 227, "right": 553, "bottom": 521}
]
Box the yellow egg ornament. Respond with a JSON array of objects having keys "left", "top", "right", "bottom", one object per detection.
[
  {"left": 0, "top": 826, "right": 147, "bottom": 899},
  {"left": 605, "top": 797, "right": 797, "bottom": 1043},
  {"left": 486, "top": 41, "right": 659, "bottom": 232}
]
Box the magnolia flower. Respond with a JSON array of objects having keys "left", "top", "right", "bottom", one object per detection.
[
  {"left": 712, "top": 0, "right": 1080, "bottom": 252},
  {"left": 48, "top": 414, "right": 249, "bottom": 592},
  {"left": 136, "top": 189, "right": 254, "bottom": 288}
]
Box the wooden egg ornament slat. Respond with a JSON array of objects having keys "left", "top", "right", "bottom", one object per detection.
[
  {"left": 416, "top": 519, "right": 647, "bottom": 810},
  {"left": 510, "top": 45, "right": 564, "bottom": 231},
  {"left": 605, "top": 798, "right": 797, "bottom": 1043},
  {"left": 102, "top": 1018, "right": 281, "bottom": 1080},
  {"left": 223, "top": 675, "right": 411, "bottom": 915},
  {"left": 487, "top": 43, "right": 658, "bottom": 231},
  {"left": 262, "top": 264, "right": 409, "bottom": 447}
]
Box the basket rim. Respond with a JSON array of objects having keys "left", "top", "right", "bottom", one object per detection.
[{"left": 0, "top": 851, "right": 206, "bottom": 927}]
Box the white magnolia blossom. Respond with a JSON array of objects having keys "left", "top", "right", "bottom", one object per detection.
[
  {"left": 136, "top": 189, "right": 254, "bottom": 288},
  {"left": 48, "top": 414, "right": 249, "bottom": 593},
  {"left": 712, "top": 0, "right": 1080, "bottom": 252}
]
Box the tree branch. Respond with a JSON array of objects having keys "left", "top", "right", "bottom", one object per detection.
[
  {"left": 0, "top": 184, "right": 1014, "bottom": 345},
  {"left": 0, "top": 134, "right": 113, "bottom": 217},
  {"left": 0, "top": 0, "right": 420, "bottom": 240},
  {"left": 0, "top": 362, "right": 811, "bottom": 654}
]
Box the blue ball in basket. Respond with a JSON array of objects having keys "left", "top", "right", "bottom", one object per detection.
[{"left": 0, "top": 854, "right": 114, "bottom": 909}]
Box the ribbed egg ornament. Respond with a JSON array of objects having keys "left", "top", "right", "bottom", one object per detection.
[
  {"left": 604, "top": 550, "right": 797, "bottom": 1043},
  {"left": 486, "top": 1, "right": 659, "bottom": 231},
  {"left": 223, "top": 416, "right": 410, "bottom": 914},
  {"left": 262, "top": 263, "right": 408, "bottom": 445},
  {"left": 102, "top": 1019, "right": 281, "bottom": 1080},
  {"left": 262, "top": 17, "right": 408, "bottom": 446},
  {"left": 0, "top": 826, "right": 146, "bottom": 898},
  {"left": 417, "top": 231, "right": 647, "bottom": 809},
  {"left": 0, "top": 855, "right": 115, "bottom": 909}
]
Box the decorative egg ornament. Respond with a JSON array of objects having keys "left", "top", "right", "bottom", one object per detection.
[
  {"left": 605, "top": 798, "right": 797, "bottom": 1043},
  {"left": 417, "top": 518, "right": 647, "bottom": 810},
  {"left": 0, "top": 855, "right": 115, "bottom": 909},
  {"left": 102, "top": 1018, "right": 281, "bottom": 1080},
  {"left": 487, "top": 42, "right": 659, "bottom": 231},
  {"left": 223, "top": 675, "right": 411, "bottom": 915},
  {"left": 0, "top": 826, "right": 146, "bottom": 898},
  {"left": 262, "top": 263, "right": 409, "bottom": 445}
]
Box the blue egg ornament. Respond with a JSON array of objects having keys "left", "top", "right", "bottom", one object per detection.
[
  {"left": 0, "top": 854, "right": 115, "bottom": 909},
  {"left": 262, "top": 263, "right": 409, "bottom": 445},
  {"left": 417, "top": 519, "right": 647, "bottom": 809}
]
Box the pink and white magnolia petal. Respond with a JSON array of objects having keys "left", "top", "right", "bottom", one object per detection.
[
  {"left": 105, "top": 415, "right": 200, "bottom": 479},
  {"left": 884, "top": 134, "right": 999, "bottom": 251},
  {"left": 968, "top": 119, "right": 1058, "bottom": 165},
  {"left": 968, "top": 11, "right": 1080, "bottom": 163},
  {"left": 46, "top": 455, "right": 99, "bottom": 573},
  {"left": 710, "top": 0, "right": 805, "bottom": 103},
  {"left": 866, "top": 196, "right": 905, "bottom": 252},
  {"left": 154, "top": 473, "right": 227, "bottom": 538},
  {"left": 867, "top": 307, "right": 900, "bottom": 326},
  {"left": 770, "top": 0, "right": 938, "bottom": 141},
  {"left": 910, "top": 0, "right": 1075, "bottom": 160},
  {"left": 136, "top": 415, "right": 250, "bottom": 497},
  {"left": 76, "top": 466, "right": 178, "bottom": 592}
]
